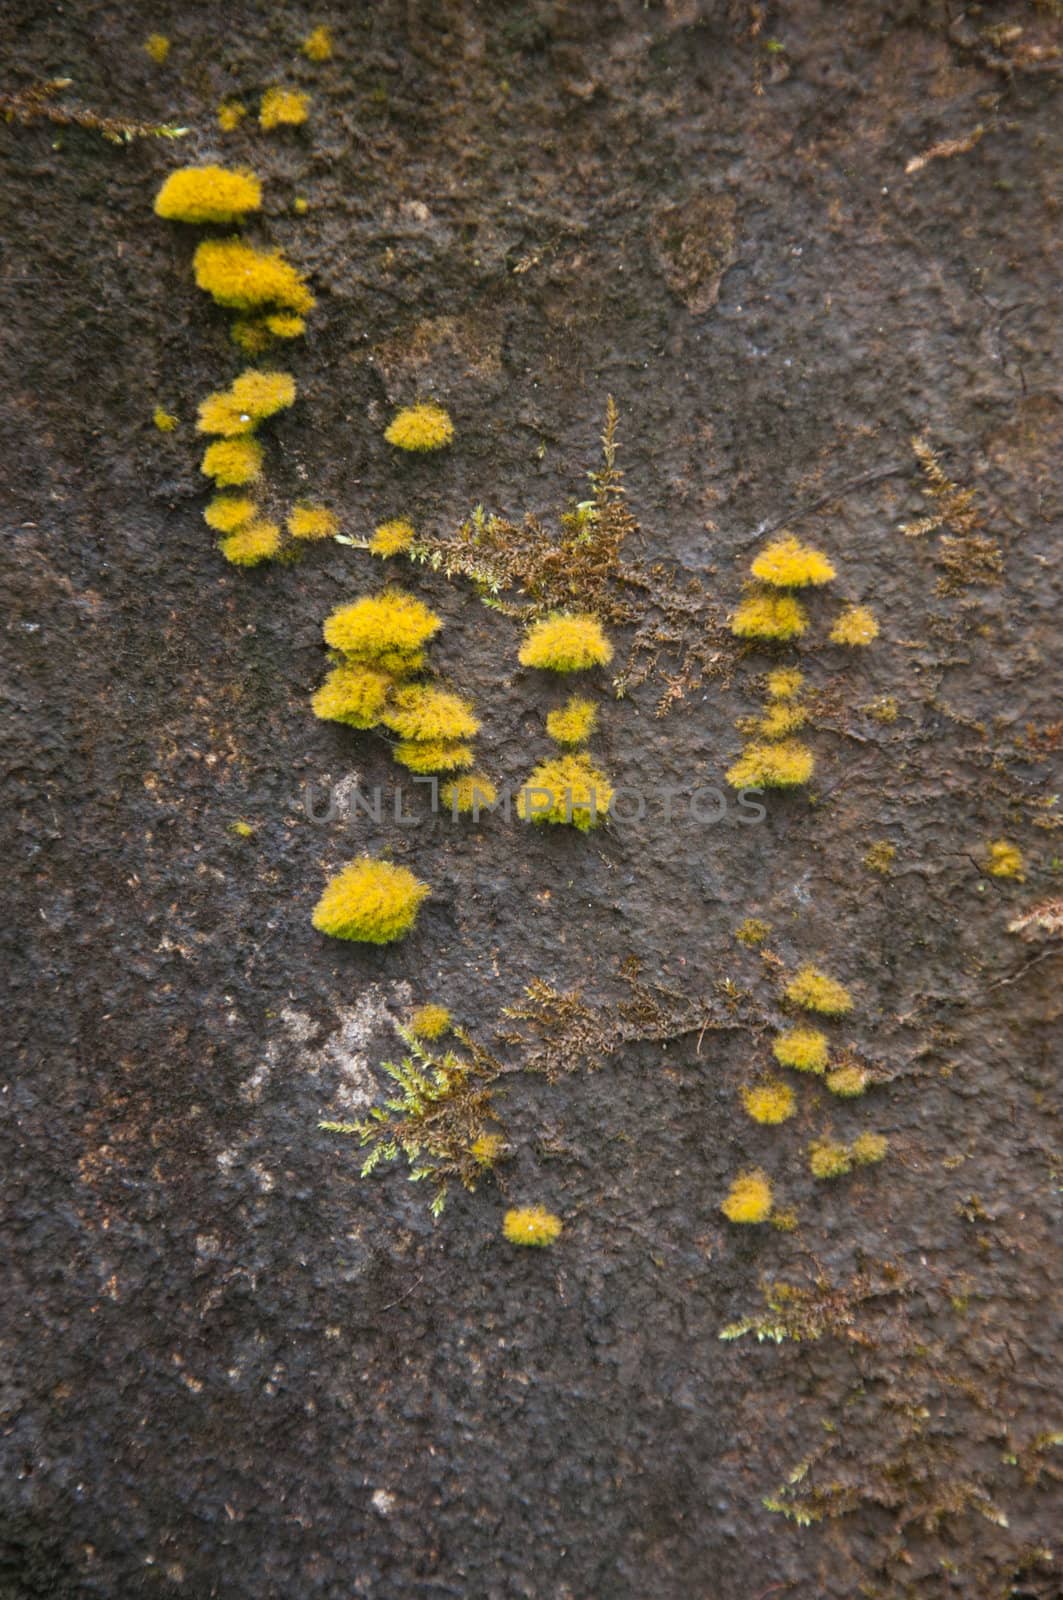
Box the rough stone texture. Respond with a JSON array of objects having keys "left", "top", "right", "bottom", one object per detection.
[{"left": 1, "top": 2, "right": 1060, "bottom": 1597}]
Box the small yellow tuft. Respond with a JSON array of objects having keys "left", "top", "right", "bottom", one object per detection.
[
  {"left": 288, "top": 503, "right": 338, "bottom": 541},
  {"left": 323, "top": 590, "right": 442, "bottom": 665},
  {"left": 751, "top": 535, "right": 836, "bottom": 588},
  {"left": 773, "top": 1028, "right": 829, "bottom": 1074},
  {"left": 301, "top": 25, "right": 334, "bottom": 61},
  {"left": 409, "top": 1004, "right": 451, "bottom": 1040},
  {"left": 266, "top": 311, "right": 306, "bottom": 338},
  {"left": 260, "top": 87, "right": 311, "bottom": 130},
  {"left": 741, "top": 1080, "right": 796, "bottom": 1125},
  {"left": 546, "top": 696, "right": 598, "bottom": 746},
  {"left": 312, "top": 857, "right": 429, "bottom": 943},
  {"left": 865, "top": 696, "right": 898, "bottom": 723},
  {"left": 826, "top": 1064, "right": 869, "bottom": 1098},
  {"left": 809, "top": 1139, "right": 852, "bottom": 1179},
  {"left": 767, "top": 667, "right": 804, "bottom": 699},
  {"left": 864, "top": 840, "right": 896, "bottom": 874},
  {"left": 735, "top": 917, "right": 770, "bottom": 946},
  {"left": 293, "top": 196, "right": 309, "bottom": 215},
  {"left": 154, "top": 165, "right": 261, "bottom": 225},
  {"left": 771, "top": 1208, "right": 799, "bottom": 1232},
  {"left": 153, "top": 406, "right": 178, "bottom": 432},
  {"left": 219, "top": 519, "right": 281, "bottom": 567},
  {"left": 986, "top": 839, "right": 1024, "bottom": 880},
  {"left": 518, "top": 613, "right": 613, "bottom": 672},
  {"left": 144, "top": 33, "right": 170, "bottom": 64},
  {"left": 384, "top": 403, "right": 455, "bottom": 452},
  {"left": 383, "top": 686, "right": 480, "bottom": 743},
  {"left": 785, "top": 964, "right": 852, "bottom": 1017},
  {"left": 726, "top": 740, "right": 814, "bottom": 789},
  {"left": 196, "top": 370, "right": 296, "bottom": 437},
  {"left": 731, "top": 591, "right": 809, "bottom": 641},
  {"left": 502, "top": 1206, "right": 562, "bottom": 1246},
  {"left": 758, "top": 700, "right": 807, "bottom": 738},
  {"left": 194, "top": 237, "right": 315, "bottom": 315},
  {"left": 516, "top": 754, "right": 613, "bottom": 831},
  {"left": 230, "top": 318, "right": 273, "bottom": 356},
  {"left": 230, "top": 820, "right": 255, "bottom": 839},
  {"left": 470, "top": 1133, "right": 505, "bottom": 1167},
  {"left": 217, "top": 100, "right": 247, "bottom": 132},
  {"left": 442, "top": 772, "right": 499, "bottom": 814},
  {"left": 721, "top": 1169, "right": 773, "bottom": 1224},
  {"left": 369, "top": 519, "right": 416, "bottom": 558},
  {"left": 204, "top": 495, "right": 257, "bottom": 534},
  {"left": 311, "top": 664, "right": 393, "bottom": 729},
  {"left": 830, "top": 605, "right": 879, "bottom": 647},
  {"left": 201, "top": 436, "right": 264, "bottom": 487},
  {"left": 393, "top": 739, "right": 475, "bottom": 774},
  {"left": 851, "top": 1131, "right": 889, "bottom": 1166}
]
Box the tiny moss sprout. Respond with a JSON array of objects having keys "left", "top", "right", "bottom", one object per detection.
[
  {"left": 864, "top": 840, "right": 896, "bottom": 874},
  {"left": 201, "top": 436, "right": 264, "bottom": 487},
  {"left": 986, "top": 839, "right": 1024, "bottom": 880},
  {"left": 516, "top": 753, "right": 613, "bottom": 831},
  {"left": 205, "top": 495, "right": 256, "bottom": 533},
  {"left": 154, "top": 164, "right": 261, "bottom": 225},
  {"left": 370, "top": 519, "right": 416, "bottom": 558},
  {"left": 503, "top": 1206, "right": 562, "bottom": 1246},
  {"left": 735, "top": 917, "right": 771, "bottom": 946},
  {"left": 442, "top": 772, "right": 498, "bottom": 814},
  {"left": 144, "top": 33, "right": 171, "bottom": 64},
  {"left": 312, "top": 857, "right": 429, "bottom": 944},
  {"left": 230, "top": 820, "right": 254, "bottom": 839},
  {"left": 721, "top": 1169, "right": 774, "bottom": 1224},
  {"left": 518, "top": 613, "right": 613, "bottom": 672},
  {"left": 385, "top": 403, "right": 454, "bottom": 452},
  {"left": 785, "top": 964, "right": 852, "bottom": 1017},
  {"left": 751, "top": 535, "right": 836, "bottom": 588},
  {"left": 730, "top": 591, "right": 809, "bottom": 642},
  {"left": 758, "top": 700, "right": 807, "bottom": 738},
  {"left": 301, "top": 25, "right": 334, "bottom": 61},
  {"left": 546, "top": 696, "right": 598, "bottom": 746},
  {"left": 410, "top": 1004, "right": 451, "bottom": 1041},
  {"left": 830, "top": 605, "right": 879, "bottom": 646},
  {"left": 196, "top": 370, "right": 296, "bottom": 436},
  {"left": 808, "top": 1139, "right": 852, "bottom": 1179},
  {"left": 726, "top": 740, "right": 814, "bottom": 789},
  {"left": 153, "top": 406, "right": 177, "bottom": 432},
  {"left": 773, "top": 1027, "right": 829, "bottom": 1074},
  {"left": 288, "top": 503, "right": 338, "bottom": 541},
  {"left": 219, "top": 519, "right": 281, "bottom": 567},
  {"left": 851, "top": 1131, "right": 888, "bottom": 1166},
  {"left": 742, "top": 1080, "right": 796, "bottom": 1125},
  {"left": 826, "top": 1063, "right": 869, "bottom": 1097},
  {"left": 194, "top": 237, "right": 315, "bottom": 315},
  {"left": 217, "top": 100, "right": 246, "bottom": 132},
  {"left": 471, "top": 1133, "right": 505, "bottom": 1167},
  {"left": 767, "top": 667, "right": 803, "bottom": 699},
  {"left": 260, "top": 87, "right": 310, "bottom": 130}
]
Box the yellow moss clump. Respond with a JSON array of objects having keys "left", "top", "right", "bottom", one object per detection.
[
  {"left": 230, "top": 318, "right": 273, "bottom": 356},
  {"left": 830, "top": 605, "right": 879, "bottom": 646},
  {"left": 851, "top": 1131, "right": 889, "bottom": 1166},
  {"left": 721, "top": 1169, "right": 773, "bottom": 1224},
  {"left": 383, "top": 686, "right": 480, "bottom": 743},
  {"left": 741, "top": 1081, "right": 796, "bottom": 1125},
  {"left": 809, "top": 1139, "right": 852, "bottom": 1179},
  {"left": 731, "top": 590, "right": 809, "bottom": 642},
  {"left": 516, "top": 753, "right": 613, "bottom": 831},
  {"left": 785, "top": 964, "right": 852, "bottom": 1017},
  {"left": 230, "top": 820, "right": 254, "bottom": 839},
  {"left": 503, "top": 1206, "right": 562, "bottom": 1246},
  {"left": 301, "top": 25, "right": 334, "bottom": 60},
  {"left": 519, "top": 613, "right": 613, "bottom": 672},
  {"left": 288, "top": 504, "right": 338, "bottom": 541},
  {"left": 204, "top": 495, "right": 257, "bottom": 533},
  {"left": 144, "top": 34, "right": 170, "bottom": 64},
  {"left": 197, "top": 370, "right": 296, "bottom": 436},
  {"left": 986, "top": 839, "right": 1024, "bottom": 880},
  {"left": 266, "top": 311, "right": 306, "bottom": 338},
  {"left": 726, "top": 740, "right": 814, "bottom": 789},
  {"left": 384, "top": 403, "right": 454, "bottom": 452},
  {"left": 773, "top": 1027, "right": 829, "bottom": 1074},
  {"left": 217, "top": 100, "right": 247, "bottom": 132},
  {"left": 370, "top": 519, "right": 416, "bottom": 558},
  {"left": 194, "top": 237, "right": 315, "bottom": 315},
  {"left": 442, "top": 772, "right": 498, "bottom": 814},
  {"left": 311, "top": 665, "right": 393, "bottom": 729},
  {"left": 260, "top": 87, "right": 310, "bottom": 129},
  {"left": 758, "top": 701, "right": 807, "bottom": 738},
  {"left": 471, "top": 1133, "right": 505, "bottom": 1167},
  {"left": 219, "top": 520, "right": 281, "bottom": 567},
  {"left": 864, "top": 840, "right": 896, "bottom": 874},
  {"left": 154, "top": 165, "right": 261, "bottom": 225},
  {"left": 546, "top": 696, "right": 598, "bottom": 746},
  {"left": 153, "top": 406, "right": 177, "bottom": 432},
  {"left": 312, "top": 857, "right": 429, "bottom": 943},
  {"left": 751, "top": 535, "right": 836, "bottom": 588},
  {"left": 393, "top": 740, "right": 474, "bottom": 774},
  {"left": 201, "top": 436, "right": 264, "bottom": 486},
  {"left": 323, "top": 590, "right": 441, "bottom": 666},
  {"left": 735, "top": 917, "right": 770, "bottom": 946},
  {"left": 410, "top": 1004, "right": 451, "bottom": 1040},
  {"left": 767, "top": 667, "right": 804, "bottom": 699},
  {"left": 826, "top": 1064, "right": 869, "bottom": 1098}
]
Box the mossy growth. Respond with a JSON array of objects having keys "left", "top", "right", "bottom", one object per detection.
[
  {"left": 288, "top": 503, "right": 338, "bottom": 541},
  {"left": 323, "top": 590, "right": 441, "bottom": 668},
  {"left": 731, "top": 590, "right": 809, "bottom": 642},
  {"left": 196, "top": 370, "right": 296, "bottom": 436},
  {"left": 153, "top": 406, "right": 178, "bottom": 432},
  {"left": 785, "top": 964, "right": 852, "bottom": 1017},
  {"left": 260, "top": 87, "right": 310, "bottom": 129},
  {"left": 201, "top": 436, "right": 264, "bottom": 487},
  {"left": 311, "top": 664, "right": 393, "bottom": 729},
  {"left": 312, "top": 857, "right": 429, "bottom": 944},
  {"left": 471, "top": 1133, "right": 505, "bottom": 1167},
  {"left": 219, "top": 519, "right": 281, "bottom": 567},
  {"left": 442, "top": 772, "right": 498, "bottom": 815},
  {"left": 410, "top": 1004, "right": 451, "bottom": 1041},
  {"left": 546, "top": 696, "right": 598, "bottom": 746},
  {"left": 217, "top": 100, "right": 246, "bottom": 132},
  {"left": 516, "top": 753, "right": 613, "bottom": 831},
  {"left": 382, "top": 686, "right": 480, "bottom": 743},
  {"left": 721, "top": 1169, "right": 774, "bottom": 1224},
  {"left": 851, "top": 1131, "right": 888, "bottom": 1165},
  {"left": 735, "top": 917, "right": 771, "bottom": 946},
  {"left": 394, "top": 739, "right": 475, "bottom": 774},
  {"left": 301, "top": 25, "right": 334, "bottom": 60},
  {"left": 370, "top": 519, "right": 415, "bottom": 558},
  {"left": 773, "top": 1027, "right": 829, "bottom": 1074},
  {"left": 194, "top": 237, "right": 315, "bottom": 315},
  {"left": 864, "top": 840, "right": 896, "bottom": 874},
  {"left": 503, "top": 1206, "right": 563, "bottom": 1246},
  {"left": 742, "top": 1080, "right": 796, "bottom": 1125},
  {"left": 826, "top": 1062, "right": 869, "bottom": 1097},
  {"left": 751, "top": 535, "right": 835, "bottom": 588},
  {"left": 384, "top": 403, "right": 454, "bottom": 452},
  {"left": 767, "top": 667, "right": 803, "bottom": 699},
  {"left": 726, "top": 740, "right": 814, "bottom": 789},
  {"left": 808, "top": 1138, "right": 852, "bottom": 1179},
  {"left": 758, "top": 700, "right": 807, "bottom": 738},
  {"left": 144, "top": 33, "right": 171, "bottom": 64},
  {"left": 204, "top": 495, "right": 256, "bottom": 533},
  {"left": 154, "top": 164, "right": 261, "bottom": 224},
  {"left": 986, "top": 839, "right": 1024, "bottom": 880},
  {"left": 231, "top": 312, "right": 307, "bottom": 354},
  {"left": 230, "top": 819, "right": 255, "bottom": 839},
  {"left": 518, "top": 613, "right": 613, "bottom": 672},
  {"left": 830, "top": 605, "right": 879, "bottom": 646}
]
